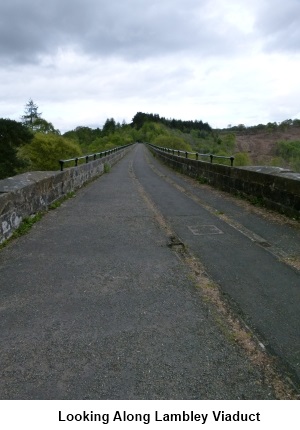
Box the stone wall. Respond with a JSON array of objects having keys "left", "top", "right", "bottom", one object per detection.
[
  {"left": 0, "top": 145, "right": 133, "bottom": 243},
  {"left": 148, "top": 145, "right": 300, "bottom": 218}
]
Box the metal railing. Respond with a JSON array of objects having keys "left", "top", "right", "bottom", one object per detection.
[
  {"left": 59, "top": 143, "right": 133, "bottom": 171},
  {"left": 146, "top": 143, "right": 235, "bottom": 166}
]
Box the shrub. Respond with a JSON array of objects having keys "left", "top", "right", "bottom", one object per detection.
[
  {"left": 153, "top": 135, "right": 192, "bottom": 151},
  {"left": 234, "top": 152, "right": 251, "bottom": 166},
  {"left": 275, "top": 140, "right": 300, "bottom": 172},
  {"left": 20, "top": 133, "right": 82, "bottom": 171}
]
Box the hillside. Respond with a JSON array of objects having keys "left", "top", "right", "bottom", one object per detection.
[
  {"left": 131, "top": 113, "right": 300, "bottom": 171},
  {"left": 233, "top": 126, "right": 300, "bottom": 169}
]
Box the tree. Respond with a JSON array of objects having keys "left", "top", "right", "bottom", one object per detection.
[
  {"left": 21, "top": 99, "right": 42, "bottom": 130},
  {"left": 31, "top": 118, "right": 60, "bottom": 134},
  {"left": 131, "top": 112, "right": 148, "bottom": 129},
  {"left": 292, "top": 119, "right": 300, "bottom": 127},
  {"left": 153, "top": 135, "right": 192, "bottom": 151},
  {"left": 20, "top": 133, "right": 82, "bottom": 171},
  {"left": 0, "top": 118, "right": 33, "bottom": 179},
  {"left": 102, "top": 118, "right": 116, "bottom": 135}
]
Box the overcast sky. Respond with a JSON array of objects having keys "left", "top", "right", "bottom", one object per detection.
[{"left": 1, "top": 0, "right": 300, "bottom": 132}]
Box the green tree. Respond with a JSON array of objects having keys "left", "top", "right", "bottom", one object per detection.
[
  {"left": 153, "top": 135, "right": 192, "bottom": 151},
  {"left": 292, "top": 119, "right": 300, "bottom": 127},
  {"left": 0, "top": 118, "right": 33, "bottom": 179},
  {"left": 219, "top": 133, "right": 235, "bottom": 152},
  {"left": 21, "top": 99, "right": 42, "bottom": 130},
  {"left": 64, "top": 126, "right": 99, "bottom": 151},
  {"left": 131, "top": 112, "right": 148, "bottom": 129},
  {"left": 32, "top": 118, "right": 60, "bottom": 134},
  {"left": 138, "top": 121, "right": 167, "bottom": 142},
  {"left": 102, "top": 118, "right": 116, "bottom": 135},
  {"left": 20, "top": 133, "right": 82, "bottom": 171},
  {"left": 275, "top": 140, "right": 300, "bottom": 172}
]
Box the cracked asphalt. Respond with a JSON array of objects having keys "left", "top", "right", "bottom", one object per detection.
[{"left": 0, "top": 143, "right": 299, "bottom": 399}]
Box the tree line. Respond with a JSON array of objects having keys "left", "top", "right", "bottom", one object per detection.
[
  {"left": 0, "top": 102, "right": 214, "bottom": 179},
  {"left": 1, "top": 100, "right": 299, "bottom": 180},
  {"left": 131, "top": 112, "right": 212, "bottom": 133},
  {"left": 223, "top": 119, "right": 300, "bottom": 134}
]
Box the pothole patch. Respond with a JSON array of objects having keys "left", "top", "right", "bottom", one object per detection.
[{"left": 167, "top": 235, "right": 185, "bottom": 252}]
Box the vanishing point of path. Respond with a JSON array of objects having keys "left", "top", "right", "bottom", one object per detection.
[{"left": 0, "top": 143, "right": 299, "bottom": 399}]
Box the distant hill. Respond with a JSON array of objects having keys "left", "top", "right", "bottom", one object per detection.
[{"left": 234, "top": 126, "right": 300, "bottom": 167}]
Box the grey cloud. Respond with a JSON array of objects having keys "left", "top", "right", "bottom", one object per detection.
[
  {"left": 0, "top": 0, "right": 249, "bottom": 64},
  {"left": 255, "top": 0, "right": 300, "bottom": 52},
  {"left": 0, "top": 0, "right": 90, "bottom": 63}
]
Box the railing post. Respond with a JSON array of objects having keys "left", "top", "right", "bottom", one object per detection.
[
  {"left": 75, "top": 158, "right": 78, "bottom": 167},
  {"left": 86, "top": 155, "right": 89, "bottom": 163},
  {"left": 178, "top": 150, "right": 180, "bottom": 156},
  {"left": 185, "top": 152, "right": 188, "bottom": 159},
  {"left": 210, "top": 154, "right": 213, "bottom": 164},
  {"left": 196, "top": 153, "right": 199, "bottom": 160},
  {"left": 59, "top": 160, "right": 64, "bottom": 171},
  {"left": 94, "top": 154, "right": 97, "bottom": 160},
  {"left": 230, "top": 156, "right": 234, "bottom": 167}
]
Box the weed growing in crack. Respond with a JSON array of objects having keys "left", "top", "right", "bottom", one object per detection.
[{"left": 104, "top": 162, "right": 111, "bottom": 173}]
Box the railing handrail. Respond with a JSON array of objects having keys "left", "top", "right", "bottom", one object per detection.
[
  {"left": 146, "top": 143, "right": 234, "bottom": 166},
  {"left": 59, "top": 143, "right": 134, "bottom": 171}
]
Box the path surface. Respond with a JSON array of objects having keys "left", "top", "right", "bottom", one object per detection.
[{"left": 0, "top": 144, "right": 299, "bottom": 399}]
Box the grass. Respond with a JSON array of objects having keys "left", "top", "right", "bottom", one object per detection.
[
  {"left": 104, "top": 162, "right": 111, "bottom": 173},
  {"left": 0, "top": 213, "right": 43, "bottom": 250},
  {"left": 11, "top": 213, "right": 43, "bottom": 238},
  {"left": 235, "top": 191, "right": 265, "bottom": 208},
  {"left": 49, "top": 191, "right": 75, "bottom": 210},
  {"left": 197, "top": 176, "right": 209, "bottom": 185}
]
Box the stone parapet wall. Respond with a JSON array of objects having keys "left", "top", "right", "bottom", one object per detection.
[
  {"left": 149, "top": 145, "right": 300, "bottom": 218},
  {"left": 0, "top": 145, "right": 133, "bottom": 243}
]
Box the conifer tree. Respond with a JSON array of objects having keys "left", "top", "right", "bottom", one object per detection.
[{"left": 21, "top": 98, "right": 42, "bottom": 130}]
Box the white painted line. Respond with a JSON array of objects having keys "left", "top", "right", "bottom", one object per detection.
[{"left": 188, "top": 225, "right": 224, "bottom": 236}]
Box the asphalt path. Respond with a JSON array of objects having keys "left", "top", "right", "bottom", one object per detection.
[
  {"left": 135, "top": 144, "right": 300, "bottom": 384},
  {"left": 0, "top": 143, "right": 299, "bottom": 399}
]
